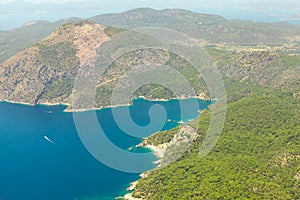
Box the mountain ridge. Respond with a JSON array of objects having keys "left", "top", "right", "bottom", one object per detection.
[
  {"left": 0, "top": 10, "right": 299, "bottom": 108},
  {"left": 1, "top": 8, "right": 300, "bottom": 65}
]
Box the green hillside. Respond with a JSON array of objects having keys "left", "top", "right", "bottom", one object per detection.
[{"left": 133, "top": 92, "right": 300, "bottom": 199}]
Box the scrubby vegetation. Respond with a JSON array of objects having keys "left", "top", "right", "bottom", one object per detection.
[
  {"left": 38, "top": 42, "right": 79, "bottom": 70},
  {"left": 103, "top": 26, "right": 125, "bottom": 37},
  {"left": 280, "top": 54, "right": 300, "bottom": 69}
]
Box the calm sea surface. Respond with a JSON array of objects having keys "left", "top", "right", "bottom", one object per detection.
[{"left": 0, "top": 98, "right": 211, "bottom": 200}]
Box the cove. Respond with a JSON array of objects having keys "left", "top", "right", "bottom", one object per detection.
[{"left": 0, "top": 98, "right": 212, "bottom": 200}]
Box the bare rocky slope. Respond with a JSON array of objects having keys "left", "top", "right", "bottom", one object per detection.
[
  {"left": 0, "top": 20, "right": 211, "bottom": 109},
  {"left": 0, "top": 21, "right": 110, "bottom": 106}
]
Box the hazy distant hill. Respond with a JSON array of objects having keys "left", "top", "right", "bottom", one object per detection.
[
  {"left": 1, "top": 7, "right": 300, "bottom": 63},
  {"left": 91, "top": 8, "right": 300, "bottom": 45}
]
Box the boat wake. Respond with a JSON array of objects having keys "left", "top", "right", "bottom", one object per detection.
[{"left": 44, "top": 136, "right": 55, "bottom": 144}]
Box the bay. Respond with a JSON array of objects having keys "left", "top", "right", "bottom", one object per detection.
[{"left": 0, "top": 98, "right": 211, "bottom": 200}]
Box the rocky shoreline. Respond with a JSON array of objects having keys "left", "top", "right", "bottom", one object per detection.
[
  {"left": 122, "top": 124, "right": 199, "bottom": 200},
  {"left": 121, "top": 143, "right": 165, "bottom": 200}
]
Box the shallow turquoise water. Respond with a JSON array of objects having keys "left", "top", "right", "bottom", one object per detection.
[{"left": 0, "top": 98, "right": 211, "bottom": 200}]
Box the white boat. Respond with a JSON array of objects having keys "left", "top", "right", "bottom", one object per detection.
[
  {"left": 178, "top": 120, "right": 185, "bottom": 124},
  {"left": 44, "top": 136, "right": 55, "bottom": 144}
]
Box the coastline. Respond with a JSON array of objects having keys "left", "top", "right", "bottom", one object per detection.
[
  {"left": 63, "top": 102, "right": 132, "bottom": 113},
  {"left": 0, "top": 95, "right": 210, "bottom": 113},
  {"left": 0, "top": 99, "right": 132, "bottom": 113},
  {"left": 0, "top": 99, "right": 71, "bottom": 108},
  {"left": 122, "top": 113, "right": 204, "bottom": 199},
  {"left": 136, "top": 95, "right": 209, "bottom": 102},
  {"left": 122, "top": 143, "right": 166, "bottom": 200}
]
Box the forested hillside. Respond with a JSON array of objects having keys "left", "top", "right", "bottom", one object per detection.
[{"left": 132, "top": 93, "right": 300, "bottom": 199}]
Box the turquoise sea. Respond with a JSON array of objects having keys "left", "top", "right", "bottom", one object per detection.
[{"left": 0, "top": 98, "right": 211, "bottom": 200}]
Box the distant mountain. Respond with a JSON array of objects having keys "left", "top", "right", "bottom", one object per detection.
[
  {"left": 2, "top": 7, "right": 300, "bottom": 65},
  {"left": 91, "top": 8, "right": 300, "bottom": 45},
  {"left": 2, "top": 8, "right": 300, "bottom": 64}
]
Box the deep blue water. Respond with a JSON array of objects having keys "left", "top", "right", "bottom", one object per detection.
[{"left": 0, "top": 98, "right": 211, "bottom": 200}]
